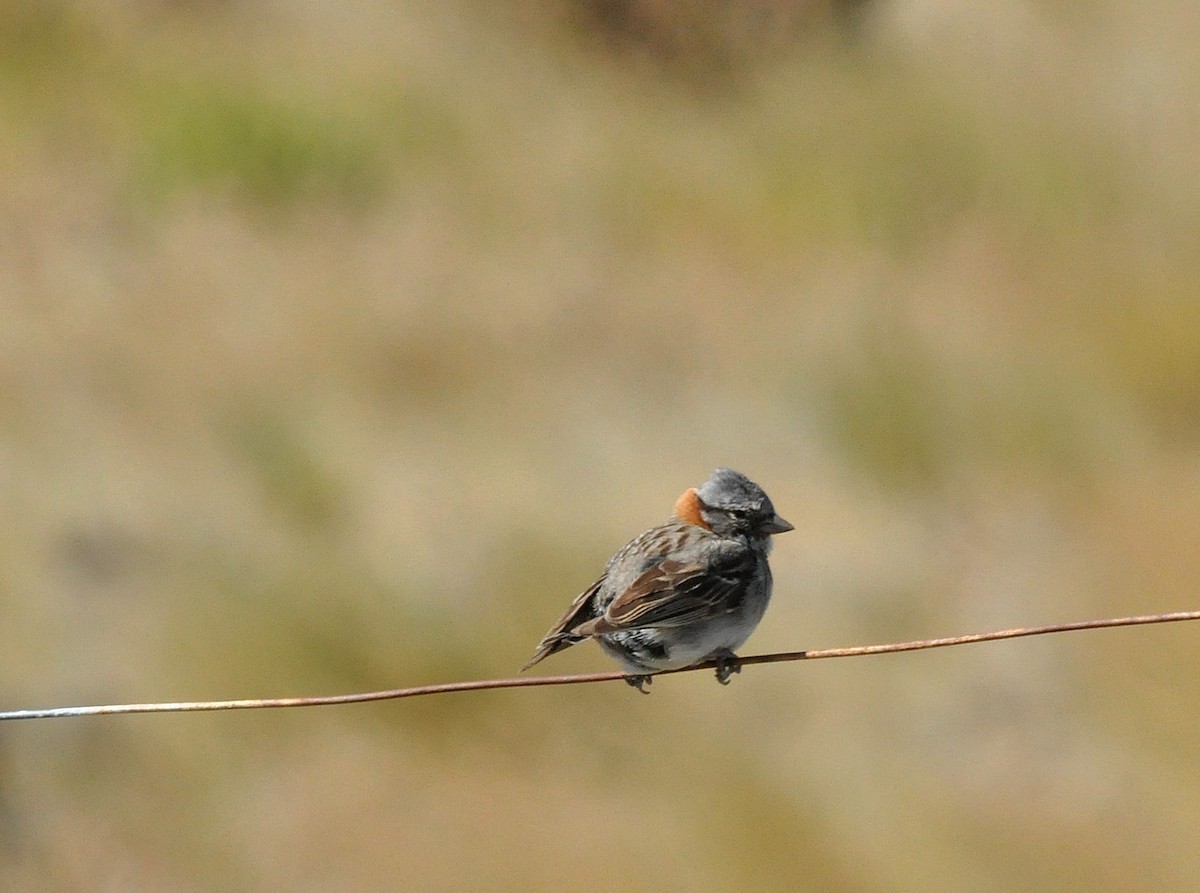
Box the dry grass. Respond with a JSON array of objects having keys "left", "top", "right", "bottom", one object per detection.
[{"left": 2, "top": 2, "right": 1200, "bottom": 891}]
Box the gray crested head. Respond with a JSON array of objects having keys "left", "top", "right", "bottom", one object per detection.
[{"left": 695, "top": 468, "right": 793, "bottom": 539}]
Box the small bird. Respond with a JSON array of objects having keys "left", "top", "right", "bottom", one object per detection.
[{"left": 522, "top": 468, "right": 793, "bottom": 691}]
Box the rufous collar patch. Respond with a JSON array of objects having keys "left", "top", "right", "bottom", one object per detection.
[{"left": 672, "top": 487, "right": 711, "bottom": 529}]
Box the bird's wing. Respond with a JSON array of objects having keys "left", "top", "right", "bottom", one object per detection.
[{"left": 577, "top": 545, "right": 756, "bottom": 635}]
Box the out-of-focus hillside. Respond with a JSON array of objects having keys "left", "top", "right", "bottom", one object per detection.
[{"left": 2, "top": 2, "right": 1199, "bottom": 891}]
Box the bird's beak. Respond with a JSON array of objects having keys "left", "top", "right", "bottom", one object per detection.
[{"left": 762, "top": 514, "right": 794, "bottom": 535}]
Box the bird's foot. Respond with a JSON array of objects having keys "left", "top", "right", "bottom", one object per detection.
[
  {"left": 624, "top": 674, "right": 653, "bottom": 694},
  {"left": 712, "top": 649, "right": 742, "bottom": 685}
]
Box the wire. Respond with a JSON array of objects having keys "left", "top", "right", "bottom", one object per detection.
[{"left": 2, "top": 610, "right": 1196, "bottom": 721}]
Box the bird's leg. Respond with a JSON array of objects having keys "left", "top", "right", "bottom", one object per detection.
[
  {"left": 624, "top": 674, "right": 652, "bottom": 694},
  {"left": 711, "top": 649, "right": 742, "bottom": 685}
]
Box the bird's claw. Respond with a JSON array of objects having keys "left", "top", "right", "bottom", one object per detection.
[
  {"left": 713, "top": 650, "right": 742, "bottom": 685},
  {"left": 625, "top": 674, "right": 652, "bottom": 694}
]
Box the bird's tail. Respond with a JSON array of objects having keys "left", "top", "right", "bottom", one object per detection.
[{"left": 520, "top": 633, "right": 585, "bottom": 672}]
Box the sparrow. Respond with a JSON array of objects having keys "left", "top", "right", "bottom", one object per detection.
[{"left": 522, "top": 468, "right": 793, "bottom": 691}]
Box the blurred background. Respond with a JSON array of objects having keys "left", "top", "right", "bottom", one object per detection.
[{"left": 2, "top": 1, "right": 1199, "bottom": 890}]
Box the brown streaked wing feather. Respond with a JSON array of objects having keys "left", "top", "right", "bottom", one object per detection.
[
  {"left": 520, "top": 576, "right": 606, "bottom": 670},
  {"left": 581, "top": 549, "right": 756, "bottom": 634}
]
